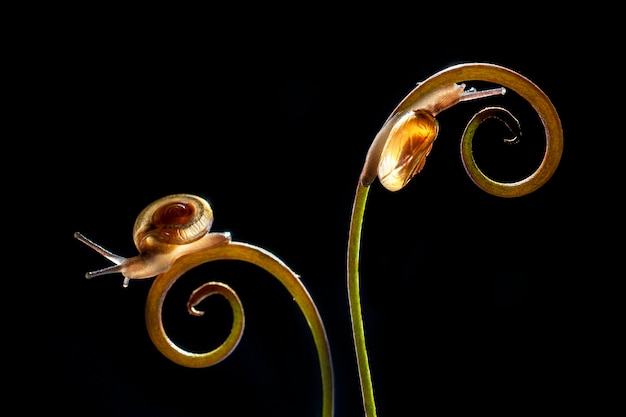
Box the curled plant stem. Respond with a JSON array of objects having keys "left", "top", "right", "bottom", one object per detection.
[
  {"left": 145, "top": 241, "right": 335, "bottom": 417},
  {"left": 348, "top": 63, "right": 563, "bottom": 417},
  {"left": 461, "top": 106, "right": 541, "bottom": 196}
]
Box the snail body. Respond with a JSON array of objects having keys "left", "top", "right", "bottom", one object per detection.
[{"left": 75, "top": 194, "right": 231, "bottom": 286}]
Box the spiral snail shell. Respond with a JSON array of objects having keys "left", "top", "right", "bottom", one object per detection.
[{"left": 75, "top": 194, "right": 231, "bottom": 287}]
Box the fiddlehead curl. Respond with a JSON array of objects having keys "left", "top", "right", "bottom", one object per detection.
[
  {"left": 461, "top": 105, "right": 542, "bottom": 197},
  {"left": 145, "top": 275, "right": 245, "bottom": 368},
  {"left": 144, "top": 241, "right": 335, "bottom": 402},
  {"left": 146, "top": 243, "right": 335, "bottom": 417},
  {"left": 361, "top": 62, "right": 563, "bottom": 195},
  {"left": 348, "top": 63, "right": 563, "bottom": 417}
]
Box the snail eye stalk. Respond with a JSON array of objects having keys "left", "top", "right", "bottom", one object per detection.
[
  {"left": 459, "top": 86, "right": 506, "bottom": 103},
  {"left": 74, "top": 232, "right": 130, "bottom": 285}
]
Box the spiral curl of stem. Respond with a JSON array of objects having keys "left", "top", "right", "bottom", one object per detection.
[
  {"left": 145, "top": 241, "right": 335, "bottom": 417},
  {"left": 349, "top": 63, "right": 563, "bottom": 417},
  {"left": 361, "top": 63, "right": 563, "bottom": 194}
]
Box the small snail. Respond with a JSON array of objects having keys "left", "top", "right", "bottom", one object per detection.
[
  {"left": 364, "top": 83, "right": 507, "bottom": 192},
  {"left": 75, "top": 194, "right": 231, "bottom": 287}
]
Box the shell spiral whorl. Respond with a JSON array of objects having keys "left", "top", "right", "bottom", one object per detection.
[{"left": 133, "top": 194, "right": 214, "bottom": 249}]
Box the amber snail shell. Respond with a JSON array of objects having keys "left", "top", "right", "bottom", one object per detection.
[
  {"left": 377, "top": 109, "right": 439, "bottom": 192},
  {"left": 133, "top": 194, "right": 215, "bottom": 252}
]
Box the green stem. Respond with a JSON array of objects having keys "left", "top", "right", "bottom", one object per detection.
[{"left": 347, "top": 182, "right": 377, "bottom": 417}]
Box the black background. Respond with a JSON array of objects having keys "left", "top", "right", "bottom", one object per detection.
[{"left": 20, "top": 8, "right": 620, "bottom": 417}]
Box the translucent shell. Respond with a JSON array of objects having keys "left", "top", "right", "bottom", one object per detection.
[
  {"left": 377, "top": 109, "right": 439, "bottom": 192},
  {"left": 133, "top": 194, "right": 214, "bottom": 252}
]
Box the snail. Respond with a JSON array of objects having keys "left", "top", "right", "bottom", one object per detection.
[
  {"left": 74, "top": 194, "right": 232, "bottom": 287},
  {"left": 366, "top": 83, "right": 508, "bottom": 192}
]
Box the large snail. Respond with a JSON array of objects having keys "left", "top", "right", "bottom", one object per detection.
[
  {"left": 74, "top": 193, "right": 232, "bottom": 287},
  {"left": 370, "top": 83, "right": 507, "bottom": 192}
]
